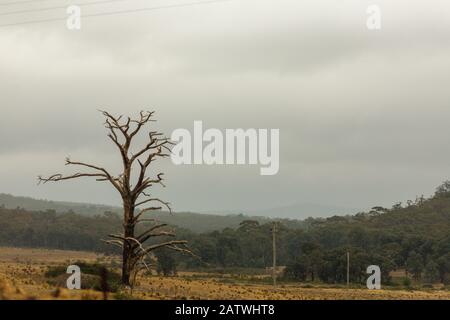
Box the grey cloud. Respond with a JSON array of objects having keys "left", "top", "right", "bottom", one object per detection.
[{"left": 0, "top": 0, "right": 450, "bottom": 214}]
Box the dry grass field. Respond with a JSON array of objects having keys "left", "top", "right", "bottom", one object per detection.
[{"left": 0, "top": 247, "right": 449, "bottom": 300}]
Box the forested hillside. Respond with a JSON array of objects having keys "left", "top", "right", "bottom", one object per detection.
[
  {"left": 0, "top": 193, "right": 286, "bottom": 232},
  {"left": 1, "top": 182, "right": 450, "bottom": 285},
  {"left": 181, "top": 189, "right": 450, "bottom": 284}
]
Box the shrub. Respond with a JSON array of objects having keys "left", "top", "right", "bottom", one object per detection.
[{"left": 402, "top": 277, "right": 412, "bottom": 288}]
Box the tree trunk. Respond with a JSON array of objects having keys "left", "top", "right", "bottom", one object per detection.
[
  {"left": 122, "top": 245, "right": 132, "bottom": 286},
  {"left": 121, "top": 200, "right": 135, "bottom": 286}
]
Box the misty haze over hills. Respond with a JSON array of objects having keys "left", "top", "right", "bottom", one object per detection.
[
  {"left": 245, "top": 202, "right": 361, "bottom": 219},
  {"left": 0, "top": 193, "right": 356, "bottom": 220},
  {"left": 201, "top": 202, "right": 361, "bottom": 220}
]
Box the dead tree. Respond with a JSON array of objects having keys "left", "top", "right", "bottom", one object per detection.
[{"left": 38, "top": 110, "right": 192, "bottom": 286}]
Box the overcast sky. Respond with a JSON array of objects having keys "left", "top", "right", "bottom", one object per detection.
[{"left": 0, "top": 0, "right": 450, "bottom": 215}]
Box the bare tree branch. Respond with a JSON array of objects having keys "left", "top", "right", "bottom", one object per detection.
[
  {"left": 38, "top": 173, "right": 106, "bottom": 183},
  {"left": 137, "top": 223, "right": 169, "bottom": 241},
  {"left": 138, "top": 240, "right": 188, "bottom": 257}
]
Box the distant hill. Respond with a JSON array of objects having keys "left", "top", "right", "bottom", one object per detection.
[
  {"left": 0, "top": 193, "right": 118, "bottom": 216},
  {"left": 0, "top": 193, "right": 304, "bottom": 233}
]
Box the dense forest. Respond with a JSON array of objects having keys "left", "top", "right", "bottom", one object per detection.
[{"left": 1, "top": 182, "right": 450, "bottom": 285}]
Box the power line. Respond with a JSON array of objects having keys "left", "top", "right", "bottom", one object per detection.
[
  {"left": 0, "top": 0, "right": 56, "bottom": 7},
  {"left": 0, "top": 0, "right": 231, "bottom": 28},
  {"left": 0, "top": 0, "right": 135, "bottom": 16}
]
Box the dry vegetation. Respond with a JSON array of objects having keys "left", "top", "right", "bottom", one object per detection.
[
  {"left": 0, "top": 247, "right": 105, "bottom": 299},
  {"left": 0, "top": 247, "right": 449, "bottom": 300}
]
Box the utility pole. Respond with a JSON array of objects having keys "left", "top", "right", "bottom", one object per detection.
[
  {"left": 272, "top": 222, "right": 278, "bottom": 287},
  {"left": 346, "top": 251, "right": 350, "bottom": 287}
]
